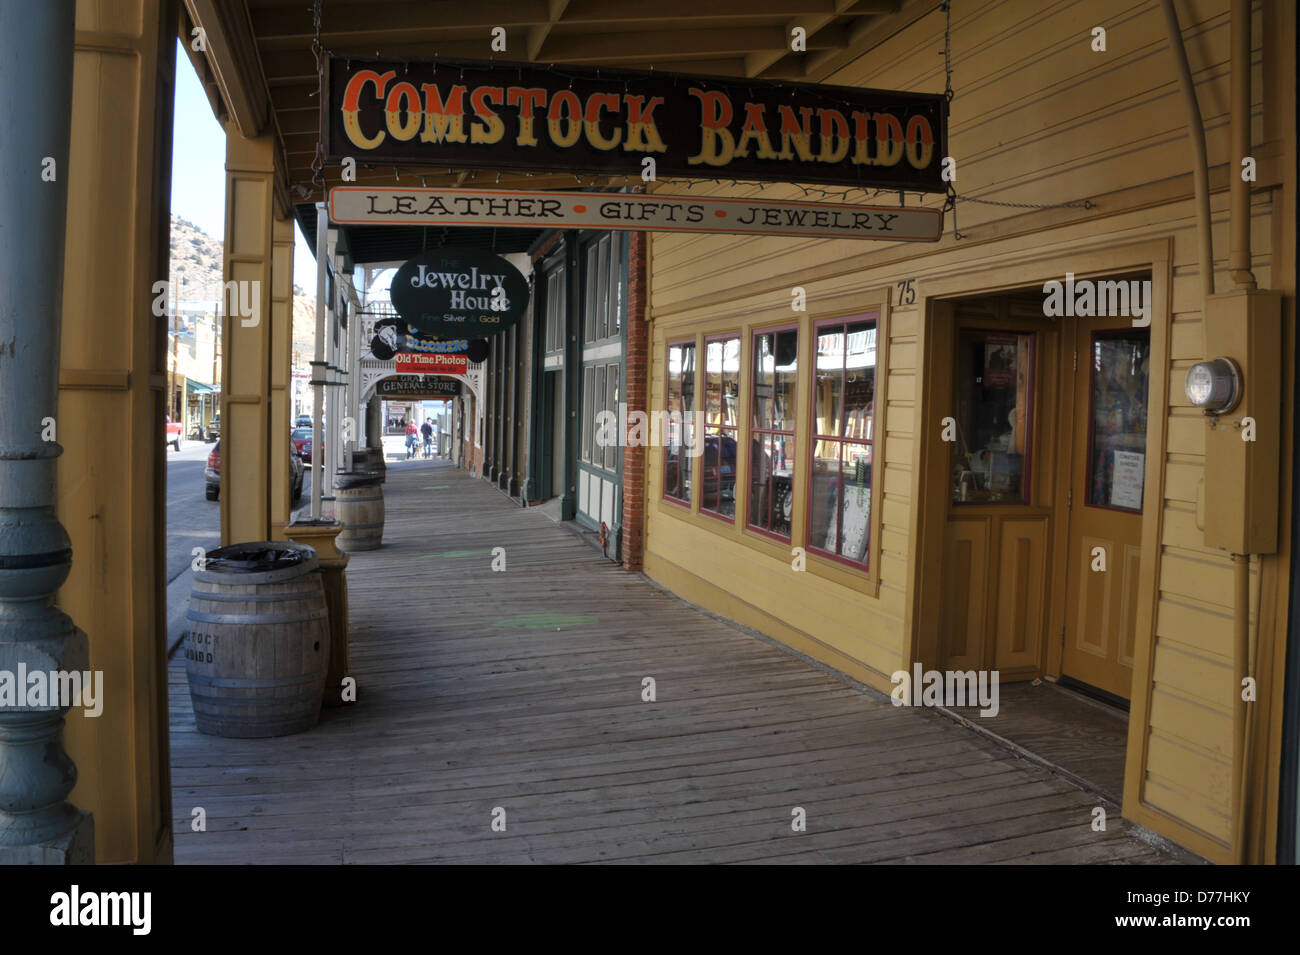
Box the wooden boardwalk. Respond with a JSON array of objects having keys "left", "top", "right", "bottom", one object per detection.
[{"left": 169, "top": 461, "right": 1174, "bottom": 864}]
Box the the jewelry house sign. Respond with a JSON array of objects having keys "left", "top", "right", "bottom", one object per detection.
[
  {"left": 389, "top": 249, "right": 530, "bottom": 338},
  {"left": 324, "top": 57, "right": 948, "bottom": 191}
]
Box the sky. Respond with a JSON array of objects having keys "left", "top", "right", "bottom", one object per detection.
[{"left": 169, "top": 40, "right": 330, "bottom": 296}]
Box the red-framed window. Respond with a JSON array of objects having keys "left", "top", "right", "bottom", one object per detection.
[
  {"left": 951, "top": 329, "right": 1036, "bottom": 505},
  {"left": 1085, "top": 328, "right": 1150, "bottom": 513},
  {"left": 748, "top": 326, "right": 798, "bottom": 539},
  {"left": 702, "top": 334, "right": 741, "bottom": 520},
  {"left": 663, "top": 339, "right": 696, "bottom": 505},
  {"left": 807, "top": 315, "right": 878, "bottom": 566}
]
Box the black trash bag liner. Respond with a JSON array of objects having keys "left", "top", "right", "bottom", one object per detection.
[
  {"left": 334, "top": 470, "right": 382, "bottom": 490},
  {"left": 202, "top": 542, "right": 313, "bottom": 573}
]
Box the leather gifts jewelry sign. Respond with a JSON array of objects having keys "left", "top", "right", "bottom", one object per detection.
[
  {"left": 331, "top": 188, "right": 943, "bottom": 242},
  {"left": 323, "top": 57, "right": 948, "bottom": 191}
]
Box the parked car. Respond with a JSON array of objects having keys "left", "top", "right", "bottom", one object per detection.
[
  {"left": 205, "top": 438, "right": 304, "bottom": 503},
  {"left": 164, "top": 415, "right": 182, "bottom": 451},
  {"left": 291, "top": 427, "right": 320, "bottom": 462},
  {"left": 295, "top": 414, "right": 312, "bottom": 428}
]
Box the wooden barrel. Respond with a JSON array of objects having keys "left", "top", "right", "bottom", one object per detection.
[
  {"left": 184, "top": 541, "right": 330, "bottom": 738},
  {"left": 364, "top": 446, "right": 387, "bottom": 483},
  {"left": 335, "top": 471, "right": 384, "bottom": 551}
]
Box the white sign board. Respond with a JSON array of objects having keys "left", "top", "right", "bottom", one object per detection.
[
  {"left": 1110, "top": 450, "right": 1145, "bottom": 510},
  {"left": 329, "top": 187, "right": 943, "bottom": 242}
]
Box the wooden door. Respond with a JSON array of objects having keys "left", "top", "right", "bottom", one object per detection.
[
  {"left": 936, "top": 296, "right": 1060, "bottom": 680},
  {"left": 1059, "top": 319, "right": 1151, "bottom": 700}
]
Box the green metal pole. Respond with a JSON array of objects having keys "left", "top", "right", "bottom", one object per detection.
[{"left": 0, "top": 0, "right": 94, "bottom": 863}]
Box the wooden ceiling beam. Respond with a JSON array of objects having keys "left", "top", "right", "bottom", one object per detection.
[
  {"left": 185, "top": 0, "right": 273, "bottom": 137},
  {"left": 263, "top": 26, "right": 850, "bottom": 83},
  {"left": 741, "top": 0, "right": 892, "bottom": 77},
  {"left": 527, "top": 0, "right": 571, "bottom": 60},
  {"left": 256, "top": 0, "right": 859, "bottom": 41},
  {"left": 799, "top": 0, "right": 921, "bottom": 85},
  {"left": 253, "top": 1, "right": 551, "bottom": 45},
  {"left": 538, "top": 25, "right": 847, "bottom": 62},
  {"left": 559, "top": 0, "right": 841, "bottom": 23}
]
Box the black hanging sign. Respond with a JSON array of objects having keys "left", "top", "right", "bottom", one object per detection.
[
  {"left": 324, "top": 56, "right": 947, "bottom": 192},
  {"left": 369, "top": 318, "right": 401, "bottom": 360},
  {"left": 375, "top": 375, "right": 461, "bottom": 398},
  {"left": 388, "top": 249, "right": 530, "bottom": 338},
  {"left": 368, "top": 317, "right": 493, "bottom": 361}
]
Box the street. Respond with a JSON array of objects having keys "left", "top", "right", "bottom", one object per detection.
[
  {"left": 164, "top": 441, "right": 218, "bottom": 584},
  {"left": 164, "top": 435, "right": 429, "bottom": 583}
]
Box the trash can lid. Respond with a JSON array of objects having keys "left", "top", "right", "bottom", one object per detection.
[
  {"left": 200, "top": 541, "right": 317, "bottom": 573},
  {"left": 334, "top": 470, "right": 382, "bottom": 489}
]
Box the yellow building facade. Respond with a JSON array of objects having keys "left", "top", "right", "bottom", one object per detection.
[{"left": 640, "top": 0, "right": 1296, "bottom": 864}]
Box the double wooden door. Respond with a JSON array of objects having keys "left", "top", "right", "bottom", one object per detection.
[{"left": 935, "top": 298, "right": 1150, "bottom": 701}]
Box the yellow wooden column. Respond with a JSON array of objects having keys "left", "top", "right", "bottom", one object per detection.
[
  {"left": 220, "top": 124, "right": 284, "bottom": 544},
  {"left": 269, "top": 213, "right": 295, "bottom": 539},
  {"left": 57, "top": 0, "right": 176, "bottom": 864}
]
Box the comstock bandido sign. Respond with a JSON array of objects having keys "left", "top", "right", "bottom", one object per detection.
[
  {"left": 375, "top": 376, "right": 461, "bottom": 398},
  {"left": 331, "top": 187, "right": 943, "bottom": 242},
  {"left": 389, "top": 249, "right": 530, "bottom": 337},
  {"left": 324, "top": 57, "right": 947, "bottom": 191}
]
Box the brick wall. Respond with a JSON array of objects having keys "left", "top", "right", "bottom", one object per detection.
[{"left": 621, "top": 229, "right": 648, "bottom": 571}]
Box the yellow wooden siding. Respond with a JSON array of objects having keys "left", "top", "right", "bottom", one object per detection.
[{"left": 642, "top": 0, "right": 1283, "bottom": 857}]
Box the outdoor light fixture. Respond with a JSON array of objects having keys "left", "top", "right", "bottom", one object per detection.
[{"left": 1185, "top": 357, "right": 1242, "bottom": 415}]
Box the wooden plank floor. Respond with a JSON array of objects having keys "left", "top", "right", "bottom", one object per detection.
[{"left": 169, "top": 460, "right": 1175, "bottom": 864}]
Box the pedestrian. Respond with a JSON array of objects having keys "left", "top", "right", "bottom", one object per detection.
[
  {"left": 420, "top": 417, "right": 434, "bottom": 458},
  {"left": 405, "top": 420, "right": 419, "bottom": 459}
]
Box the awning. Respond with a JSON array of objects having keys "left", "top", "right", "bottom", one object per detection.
[{"left": 186, "top": 379, "right": 214, "bottom": 394}]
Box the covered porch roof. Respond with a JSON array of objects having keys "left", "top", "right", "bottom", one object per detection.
[{"left": 182, "top": 0, "right": 916, "bottom": 207}]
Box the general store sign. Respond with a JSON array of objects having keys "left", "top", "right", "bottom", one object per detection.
[
  {"left": 331, "top": 188, "right": 942, "bottom": 242},
  {"left": 324, "top": 57, "right": 947, "bottom": 191},
  {"left": 375, "top": 375, "right": 461, "bottom": 398},
  {"left": 395, "top": 352, "right": 469, "bottom": 375}
]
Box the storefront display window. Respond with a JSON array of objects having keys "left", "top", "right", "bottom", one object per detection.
[
  {"left": 750, "top": 327, "right": 798, "bottom": 538},
  {"left": 951, "top": 329, "right": 1035, "bottom": 504},
  {"left": 702, "top": 335, "right": 741, "bottom": 519},
  {"left": 1087, "top": 331, "right": 1149, "bottom": 511},
  {"left": 664, "top": 341, "right": 696, "bottom": 503},
  {"left": 583, "top": 234, "right": 625, "bottom": 344},
  {"left": 809, "top": 317, "right": 876, "bottom": 564}
]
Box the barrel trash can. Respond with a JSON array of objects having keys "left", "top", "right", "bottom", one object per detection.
[
  {"left": 184, "top": 541, "right": 330, "bottom": 738},
  {"left": 365, "top": 445, "right": 387, "bottom": 483},
  {"left": 335, "top": 470, "right": 384, "bottom": 551}
]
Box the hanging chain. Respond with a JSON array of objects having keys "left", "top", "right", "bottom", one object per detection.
[
  {"left": 937, "top": 0, "right": 1092, "bottom": 240},
  {"left": 939, "top": 2, "right": 960, "bottom": 238},
  {"left": 941, "top": 0, "right": 954, "bottom": 104},
  {"left": 310, "top": 0, "right": 327, "bottom": 196},
  {"left": 959, "top": 195, "right": 1095, "bottom": 210}
]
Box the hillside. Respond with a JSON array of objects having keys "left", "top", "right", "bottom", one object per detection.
[{"left": 169, "top": 213, "right": 316, "bottom": 347}]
